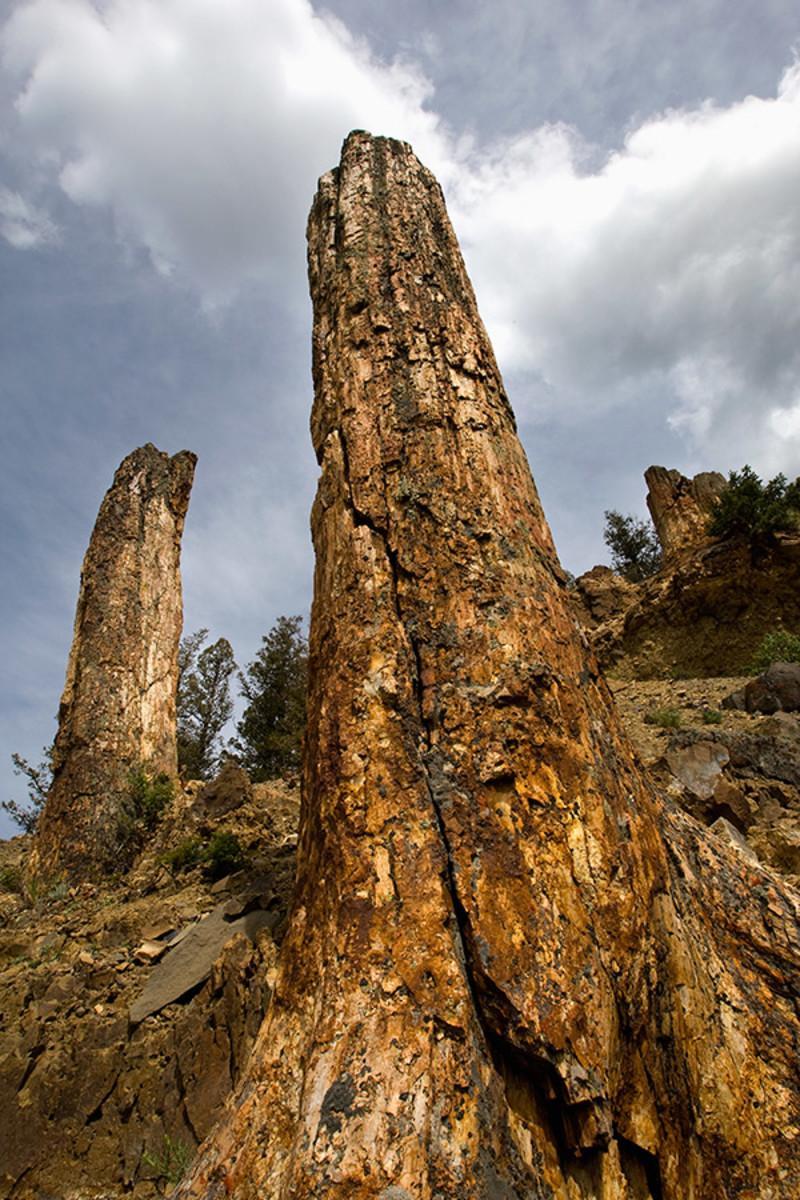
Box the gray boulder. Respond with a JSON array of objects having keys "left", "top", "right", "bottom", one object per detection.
[{"left": 744, "top": 662, "right": 800, "bottom": 714}]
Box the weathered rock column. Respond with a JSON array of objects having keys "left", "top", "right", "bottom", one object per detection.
[
  {"left": 178, "top": 135, "right": 800, "bottom": 1199},
  {"left": 645, "top": 465, "right": 726, "bottom": 562},
  {"left": 32, "top": 444, "right": 196, "bottom": 880}
]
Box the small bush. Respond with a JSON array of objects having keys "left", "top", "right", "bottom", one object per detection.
[
  {"left": 2, "top": 748, "right": 53, "bottom": 834},
  {"left": 160, "top": 838, "right": 205, "bottom": 873},
  {"left": 0, "top": 865, "right": 22, "bottom": 893},
  {"left": 707, "top": 465, "right": 800, "bottom": 542},
  {"left": 750, "top": 630, "right": 800, "bottom": 672},
  {"left": 644, "top": 707, "right": 682, "bottom": 729},
  {"left": 701, "top": 708, "right": 723, "bottom": 725},
  {"left": 127, "top": 767, "right": 174, "bottom": 832},
  {"left": 204, "top": 830, "right": 246, "bottom": 881}
]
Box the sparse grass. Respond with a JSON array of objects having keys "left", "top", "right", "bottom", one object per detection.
[
  {"left": 142, "top": 1133, "right": 193, "bottom": 1187},
  {"left": 644, "top": 707, "right": 682, "bottom": 730},
  {"left": 701, "top": 708, "right": 723, "bottom": 726}
]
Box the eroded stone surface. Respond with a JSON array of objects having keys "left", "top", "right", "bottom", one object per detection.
[
  {"left": 32, "top": 444, "right": 196, "bottom": 881},
  {"left": 645, "top": 465, "right": 726, "bottom": 562},
  {"left": 176, "top": 134, "right": 800, "bottom": 1199}
]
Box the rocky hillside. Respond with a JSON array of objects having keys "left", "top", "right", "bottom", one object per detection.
[
  {"left": 3, "top": 137, "right": 800, "bottom": 1200},
  {"left": 3, "top": 670, "right": 800, "bottom": 1198},
  {"left": 0, "top": 767, "right": 298, "bottom": 1200},
  {"left": 576, "top": 464, "right": 800, "bottom": 678}
]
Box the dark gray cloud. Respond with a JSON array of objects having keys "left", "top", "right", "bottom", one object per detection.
[{"left": 1, "top": 0, "right": 799, "bottom": 834}]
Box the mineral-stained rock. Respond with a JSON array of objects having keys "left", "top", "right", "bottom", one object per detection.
[
  {"left": 32, "top": 444, "right": 196, "bottom": 882},
  {"left": 645, "top": 464, "right": 726, "bottom": 562},
  {"left": 177, "top": 134, "right": 800, "bottom": 1198}
]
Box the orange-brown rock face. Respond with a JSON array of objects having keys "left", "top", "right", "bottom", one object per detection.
[
  {"left": 33, "top": 444, "right": 196, "bottom": 881},
  {"left": 178, "top": 135, "right": 800, "bottom": 1199},
  {"left": 645, "top": 465, "right": 726, "bottom": 562}
]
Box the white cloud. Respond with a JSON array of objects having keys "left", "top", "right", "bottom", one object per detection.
[
  {"left": 1, "top": 0, "right": 448, "bottom": 300},
  {"left": 0, "top": 185, "right": 57, "bottom": 246},
  {"left": 1, "top": 0, "right": 800, "bottom": 474}
]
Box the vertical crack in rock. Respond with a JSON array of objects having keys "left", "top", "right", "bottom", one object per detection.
[
  {"left": 175, "top": 134, "right": 800, "bottom": 1200},
  {"left": 32, "top": 444, "right": 196, "bottom": 882}
]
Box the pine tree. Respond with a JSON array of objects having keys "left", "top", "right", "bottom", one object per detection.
[
  {"left": 603, "top": 510, "right": 662, "bottom": 582},
  {"left": 177, "top": 630, "right": 236, "bottom": 780},
  {"left": 232, "top": 615, "right": 308, "bottom": 780}
]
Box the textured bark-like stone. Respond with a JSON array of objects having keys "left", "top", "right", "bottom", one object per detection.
[
  {"left": 645, "top": 465, "right": 726, "bottom": 562},
  {"left": 33, "top": 444, "right": 196, "bottom": 880},
  {"left": 178, "top": 135, "right": 800, "bottom": 1199}
]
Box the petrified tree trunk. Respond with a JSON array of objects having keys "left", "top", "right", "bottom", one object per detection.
[
  {"left": 178, "top": 134, "right": 800, "bottom": 1198},
  {"left": 645, "top": 465, "right": 727, "bottom": 563},
  {"left": 32, "top": 444, "right": 196, "bottom": 881}
]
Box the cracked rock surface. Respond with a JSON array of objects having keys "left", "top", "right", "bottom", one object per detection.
[
  {"left": 174, "top": 133, "right": 800, "bottom": 1198},
  {"left": 32, "top": 444, "right": 196, "bottom": 882}
]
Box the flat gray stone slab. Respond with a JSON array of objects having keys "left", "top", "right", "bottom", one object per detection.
[{"left": 129, "top": 902, "right": 276, "bottom": 1023}]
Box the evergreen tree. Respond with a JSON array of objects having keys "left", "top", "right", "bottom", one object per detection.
[
  {"left": 707, "top": 465, "right": 800, "bottom": 542},
  {"left": 603, "top": 510, "right": 662, "bottom": 582},
  {"left": 177, "top": 630, "right": 236, "bottom": 780},
  {"left": 232, "top": 615, "right": 308, "bottom": 780}
]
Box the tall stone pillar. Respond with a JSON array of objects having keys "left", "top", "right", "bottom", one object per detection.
[
  {"left": 645, "top": 465, "right": 727, "bottom": 562},
  {"left": 177, "top": 135, "right": 800, "bottom": 1199},
  {"left": 32, "top": 443, "right": 196, "bottom": 881}
]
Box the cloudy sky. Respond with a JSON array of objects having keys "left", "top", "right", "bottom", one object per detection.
[{"left": 2, "top": 0, "right": 799, "bottom": 834}]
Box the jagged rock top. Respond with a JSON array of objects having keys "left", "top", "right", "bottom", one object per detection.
[
  {"left": 32, "top": 443, "right": 196, "bottom": 882},
  {"left": 645, "top": 463, "right": 726, "bottom": 560}
]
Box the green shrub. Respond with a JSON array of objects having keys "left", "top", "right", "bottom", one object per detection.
[
  {"left": 204, "top": 830, "right": 246, "bottom": 881},
  {"left": 114, "top": 766, "right": 175, "bottom": 868},
  {"left": 701, "top": 708, "right": 723, "bottom": 725},
  {"left": 644, "top": 707, "right": 682, "bottom": 729},
  {"left": 160, "top": 837, "right": 205, "bottom": 873},
  {"left": 750, "top": 630, "right": 800, "bottom": 672},
  {"left": 127, "top": 767, "right": 174, "bottom": 831},
  {"left": 707, "top": 465, "right": 800, "bottom": 542},
  {"left": 0, "top": 865, "right": 22, "bottom": 893}
]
